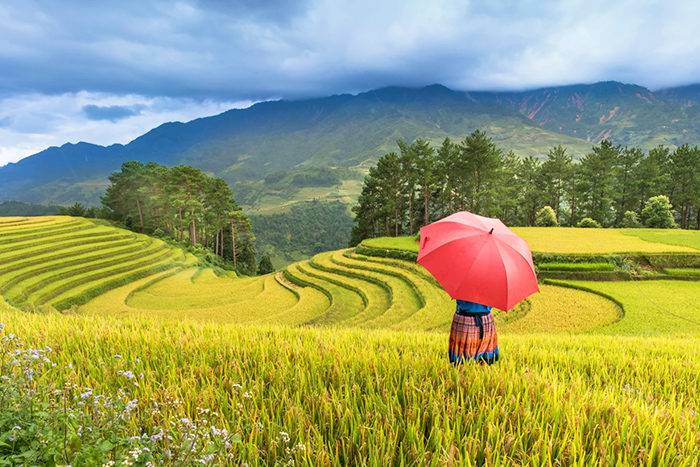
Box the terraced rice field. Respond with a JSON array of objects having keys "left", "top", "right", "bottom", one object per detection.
[
  {"left": 4, "top": 218, "right": 700, "bottom": 465},
  {"left": 363, "top": 228, "right": 700, "bottom": 254},
  {"left": 0, "top": 216, "right": 194, "bottom": 311},
  {"left": 80, "top": 246, "right": 622, "bottom": 335}
]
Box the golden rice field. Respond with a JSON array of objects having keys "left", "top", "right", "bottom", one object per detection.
[
  {"left": 79, "top": 248, "right": 621, "bottom": 334},
  {"left": 1, "top": 311, "right": 699, "bottom": 466},
  {"left": 0, "top": 216, "right": 195, "bottom": 312},
  {"left": 363, "top": 228, "right": 700, "bottom": 254},
  {"left": 3, "top": 217, "right": 700, "bottom": 466}
]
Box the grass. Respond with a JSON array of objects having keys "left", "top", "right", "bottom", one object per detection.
[
  {"left": 623, "top": 228, "right": 700, "bottom": 250},
  {"left": 362, "top": 236, "right": 420, "bottom": 252},
  {"left": 547, "top": 279, "right": 700, "bottom": 336},
  {"left": 1, "top": 309, "right": 698, "bottom": 466},
  {"left": 307, "top": 252, "right": 394, "bottom": 327},
  {"left": 665, "top": 268, "right": 700, "bottom": 276},
  {"left": 538, "top": 262, "right": 616, "bottom": 271},
  {"left": 92, "top": 269, "right": 308, "bottom": 325},
  {"left": 499, "top": 284, "right": 621, "bottom": 334},
  {"left": 127, "top": 269, "right": 267, "bottom": 310},
  {"left": 364, "top": 228, "right": 700, "bottom": 255},
  {"left": 343, "top": 251, "right": 455, "bottom": 331},
  {"left": 285, "top": 262, "right": 366, "bottom": 325},
  {"left": 5, "top": 216, "right": 700, "bottom": 465},
  {"left": 0, "top": 216, "right": 188, "bottom": 311}
]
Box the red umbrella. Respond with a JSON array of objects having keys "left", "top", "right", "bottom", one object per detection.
[{"left": 417, "top": 211, "right": 539, "bottom": 311}]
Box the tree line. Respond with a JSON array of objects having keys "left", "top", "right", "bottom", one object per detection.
[
  {"left": 351, "top": 131, "right": 699, "bottom": 244},
  {"left": 100, "top": 161, "right": 258, "bottom": 275}
]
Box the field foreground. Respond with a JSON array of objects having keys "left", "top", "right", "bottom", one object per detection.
[
  {"left": 2, "top": 309, "right": 699, "bottom": 467},
  {"left": 3, "top": 218, "right": 700, "bottom": 465}
]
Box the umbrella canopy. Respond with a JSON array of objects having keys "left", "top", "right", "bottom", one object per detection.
[{"left": 417, "top": 211, "right": 539, "bottom": 311}]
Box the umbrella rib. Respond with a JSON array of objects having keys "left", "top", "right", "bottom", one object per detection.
[
  {"left": 452, "top": 234, "right": 502, "bottom": 301},
  {"left": 494, "top": 238, "right": 536, "bottom": 269}
]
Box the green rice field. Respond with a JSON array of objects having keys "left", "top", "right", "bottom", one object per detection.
[{"left": 2, "top": 216, "right": 700, "bottom": 466}]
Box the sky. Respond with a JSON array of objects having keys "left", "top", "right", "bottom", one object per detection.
[{"left": 1, "top": 0, "right": 700, "bottom": 166}]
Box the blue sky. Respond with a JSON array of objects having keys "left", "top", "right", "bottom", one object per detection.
[{"left": 1, "top": 0, "right": 699, "bottom": 165}]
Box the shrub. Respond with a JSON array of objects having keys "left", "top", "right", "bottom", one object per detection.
[
  {"left": 641, "top": 195, "right": 677, "bottom": 229},
  {"left": 258, "top": 254, "right": 274, "bottom": 275},
  {"left": 537, "top": 262, "right": 616, "bottom": 272},
  {"left": 535, "top": 206, "right": 558, "bottom": 227},
  {"left": 620, "top": 211, "right": 642, "bottom": 228},
  {"left": 577, "top": 218, "right": 601, "bottom": 228}
]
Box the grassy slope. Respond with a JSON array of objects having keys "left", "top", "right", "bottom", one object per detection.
[
  {"left": 0, "top": 216, "right": 190, "bottom": 311},
  {"left": 363, "top": 228, "right": 700, "bottom": 254}
]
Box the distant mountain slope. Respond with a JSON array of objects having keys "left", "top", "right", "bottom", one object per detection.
[
  {"left": 468, "top": 81, "right": 700, "bottom": 148},
  {"left": 2, "top": 81, "right": 700, "bottom": 207}
]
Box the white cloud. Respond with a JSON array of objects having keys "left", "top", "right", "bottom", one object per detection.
[
  {"left": 0, "top": 92, "right": 252, "bottom": 166},
  {"left": 2, "top": 0, "right": 700, "bottom": 165}
]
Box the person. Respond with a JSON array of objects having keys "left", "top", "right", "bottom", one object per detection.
[{"left": 448, "top": 299, "right": 499, "bottom": 365}]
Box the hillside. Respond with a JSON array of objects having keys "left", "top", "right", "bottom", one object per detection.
[
  {"left": 0, "top": 216, "right": 195, "bottom": 311},
  {"left": 4, "top": 81, "right": 700, "bottom": 211},
  {"left": 469, "top": 81, "right": 700, "bottom": 148}
]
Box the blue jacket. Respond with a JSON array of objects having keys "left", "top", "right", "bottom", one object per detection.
[{"left": 456, "top": 299, "right": 492, "bottom": 315}]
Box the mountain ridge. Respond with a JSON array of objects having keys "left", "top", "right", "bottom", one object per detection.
[{"left": 2, "top": 81, "right": 699, "bottom": 207}]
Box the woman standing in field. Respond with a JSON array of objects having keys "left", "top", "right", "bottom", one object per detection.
[{"left": 448, "top": 299, "right": 499, "bottom": 365}]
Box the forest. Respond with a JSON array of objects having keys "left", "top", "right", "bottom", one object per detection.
[
  {"left": 351, "top": 130, "right": 699, "bottom": 244},
  {"left": 251, "top": 200, "right": 353, "bottom": 261},
  {"left": 0, "top": 201, "right": 61, "bottom": 216},
  {"left": 101, "top": 161, "right": 258, "bottom": 275}
]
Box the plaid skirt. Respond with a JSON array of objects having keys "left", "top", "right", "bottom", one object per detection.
[{"left": 448, "top": 312, "right": 499, "bottom": 365}]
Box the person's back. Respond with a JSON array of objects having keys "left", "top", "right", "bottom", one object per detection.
[{"left": 448, "top": 299, "right": 499, "bottom": 365}]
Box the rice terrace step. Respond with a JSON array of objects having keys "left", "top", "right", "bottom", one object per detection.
[{"left": 3, "top": 217, "right": 700, "bottom": 465}]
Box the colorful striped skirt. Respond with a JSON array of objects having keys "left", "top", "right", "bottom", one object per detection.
[{"left": 448, "top": 312, "right": 499, "bottom": 365}]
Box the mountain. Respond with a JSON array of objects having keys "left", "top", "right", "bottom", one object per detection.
[
  {"left": 468, "top": 81, "right": 700, "bottom": 148},
  {"left": 1, "top": 81, "right": 699, "bottom": 209}
]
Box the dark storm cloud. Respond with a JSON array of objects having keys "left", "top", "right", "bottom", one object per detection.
[
  {"left": 82, "top": 104, "right": 144, "bottom": 122},
  {"left": 3, "top": 0, "right": 700, "bottom": 103},
  {"left": 4, "top": 0, "right": 700, "bottom": 166}
]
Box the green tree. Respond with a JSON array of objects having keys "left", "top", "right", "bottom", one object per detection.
[
  {"left": 375, "top": 152, "right": 404, "bottom": 236},
  {"left": 540, "top": 145, "right": 573, "bottom": 221},
  {"left": 577, "top": 217, "right": 602, "bottom": 228},
  {"left": 229, "top": 209, "right": 254, "bottom": 270},
  {"left": 518, "top": 156, "right": 545, "bottom": 226},
  {"left": 620, "top": 211, "right": 642, "bottom": 228},
  {"left": 205, "top": 177, "right": 235, "bottom": 257},
  {"left": 636, "top": 145, "right": 671, "bottom": 212},
  {"left": 579, "top": 140, "right": 621, "bottom": 226},
  {"left": 101, "top": 161, "right": 149, "bottom": 231},
  {"left": 535, "top": 206, "right": 558, "bottom": 227},
  {"left": 669, "top": 144, "right": 700, "bottom": 229},
  {"left": 257, "top": 254, "right": 274, "bottom": 275},
  {"left": 60, "top": 202, "right": 87, "bottom": 217},
  {"left": 641, "top": 195, "right": 677, "bottom": 228},
  {"left": 495, "top": 151, "right": 522, "bottom": 224},
  {"left": 350, "top": 168, "right": 383, "bottom": 245},
  {"left": 457, "top": 130, "right": 503, "bottom": 215},
  {"left": 411, "top": 138, "right": 436, "bottom": 227},
  {"left": 397, "top": 139, "right": 419, "bottom": 234},
  {"left": 169, "top": 165, "right": 207, "bottom": 246},
  {"left": 613, "top": 146, "right": 644, "bottom": 226},
  {"left": 434, "top": 137, "right": 458, "bottom": 217},
  {"left": 564, "top": 163, "right": 586, "bottom": 227}
]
